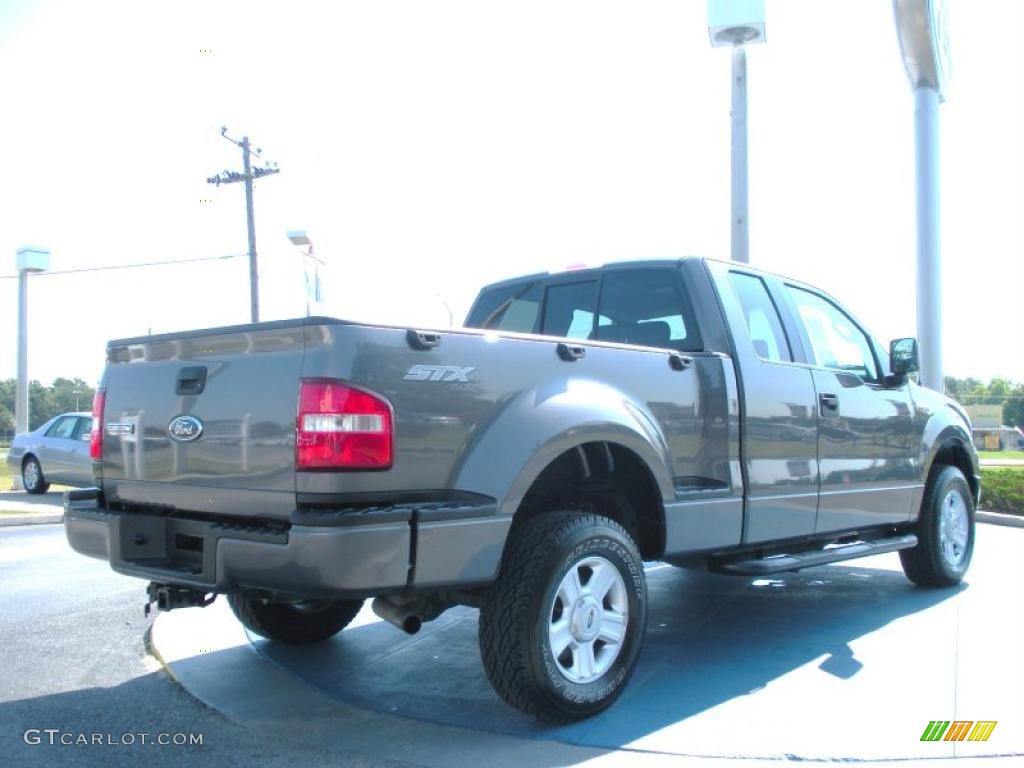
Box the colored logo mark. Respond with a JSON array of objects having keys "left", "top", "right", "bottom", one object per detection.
[{"left": 921, "top": 721, "right": 997, "bottom": 742}]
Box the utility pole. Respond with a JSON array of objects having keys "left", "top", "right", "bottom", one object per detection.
[{"left": 207, "top": 128, "right": 280, "bottom": 323}]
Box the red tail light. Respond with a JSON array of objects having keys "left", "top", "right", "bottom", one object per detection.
[
  {"left": 296, "top": 379, "right": 393, "bottom": 469},
  {"left": 90, "top": 388, "right": 106, "bottom": 461}
]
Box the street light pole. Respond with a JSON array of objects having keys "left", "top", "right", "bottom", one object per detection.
[
  {"left": 708, "top": 0, "right": 766, "bottom": 265},
  {"left": 16, "top": 270, "right": 29, "bottom": 433},
  {"left": 14, "top": 247, "right": 50, "bottom": 435},
  {"left": 893, "top": 0, "right": 950, "bottom": 392},
  {"left": 730, "top": 46, "right": 749, "bottom": 264}
]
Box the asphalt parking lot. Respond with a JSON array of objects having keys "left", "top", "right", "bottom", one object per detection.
[{"left": 153, "top": 522, "right": 1024, "bottom": 766}]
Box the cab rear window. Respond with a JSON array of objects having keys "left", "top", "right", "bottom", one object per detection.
[{"left": 465, "top": 281, "right": 542, "bottom": 333}]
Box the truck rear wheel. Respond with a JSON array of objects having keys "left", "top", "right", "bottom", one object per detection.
[
  {"left": 479, "top": 511, "right": 647, "bottom": 722},
  {"left": 228, "top": 594, "right": 363, "bottom": 644},
  {"left": 900, "top": 465, "right": 975, "bottom": 587}
]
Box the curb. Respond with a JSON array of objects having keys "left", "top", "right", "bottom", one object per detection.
[
  {"left": 0, "top": 512, "right": 63, "bottom": 527},
  {"left": 977, "top": 510, "right": 1024, "bottom": 528}
]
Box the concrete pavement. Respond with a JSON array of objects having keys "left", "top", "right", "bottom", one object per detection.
[
  {"left": 0, "top": 490, "right": 64, "bottom": 526},
  {"left": 0, "top": 525, "right": 414, "bottom": 768},
  {"left": 152, "top": 524, "right": 1024, "bottom": 766}
]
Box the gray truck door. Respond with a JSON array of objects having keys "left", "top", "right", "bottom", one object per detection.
[
  {"left": 716, "top": 267, "right": 820, "bottom": 543},
  {"left": 783, "top": 285, "right": 918, "bottom": 532}
]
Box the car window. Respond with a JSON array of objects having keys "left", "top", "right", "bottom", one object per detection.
[
  {"left": 594, "top": 269, "right": 703, "bottom": 351},
  {"left": 47, "top": 416, "right": 78, "bottom": 440},
  {"left": 728, "top": 272, "right": 792, "bottom": 362},
  {"left": 74, "top": 416, "right": 92, "bottom": 439},
  {"left": 541, "top": 281, "right": 597, "bottom": 340},
  {"left": 465, "top": 280, "right": 543, "bottom": 333},
  {"left": 787, "top": 286, "right": 879, "bottom": 381}
]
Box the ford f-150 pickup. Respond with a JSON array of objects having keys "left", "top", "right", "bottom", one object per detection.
[{"left": 64, "top": 257, "right": 979, "bottom": 721}]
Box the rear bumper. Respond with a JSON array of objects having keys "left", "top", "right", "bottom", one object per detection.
[{"left": 63, "top": 488, "right": 508, "bottom": 598}]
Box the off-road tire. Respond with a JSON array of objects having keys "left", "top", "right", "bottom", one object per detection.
[
  {"left": 22, "top": 456, "right": 50, "bottom": 495},
  {"left": 900, "top": 465, "right": 975, "bottom": 587},
  {"left": 479, "top": 511, "right": 647, "bottom": 722},
  {"left": 228, "top": 594, "right": 363, "bottom": 644}
]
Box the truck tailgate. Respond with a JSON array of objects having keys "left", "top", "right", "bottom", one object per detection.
[{"left": 101, "top": 324, "right": 308, "bottom": 520}]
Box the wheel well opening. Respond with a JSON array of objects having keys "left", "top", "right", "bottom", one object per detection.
[
  {"left": 514, "top": 442, "right": 665, "bottom": 560},
  {"left": 931, "top": 440, "right": 978, "bottom": 501}
]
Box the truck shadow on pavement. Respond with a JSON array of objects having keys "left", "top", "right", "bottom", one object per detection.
[{"left": 247, "top": 562, "right": 963, "bottom": 752}]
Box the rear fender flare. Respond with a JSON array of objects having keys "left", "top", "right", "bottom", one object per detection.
[{"left": 450, "top": 379, "right": 675, "bottom": 517}]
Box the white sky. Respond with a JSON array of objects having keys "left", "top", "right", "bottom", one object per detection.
[{"left": 1, "top": 0, "right": 1021, "bottom": 386}]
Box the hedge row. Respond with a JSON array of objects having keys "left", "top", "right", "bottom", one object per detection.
[{"left": 980, "top": 468, "right": 1024, "bottom": 515}]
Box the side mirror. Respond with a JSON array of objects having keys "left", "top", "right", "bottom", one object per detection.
[
  {"left": 80, "top": 432, "right": 91, "bottom": 441},
  {"left": 890, "top": 337, "right": 920, "bottom": 375}
]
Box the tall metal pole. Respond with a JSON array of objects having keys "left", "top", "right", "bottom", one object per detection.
[
  {"left": 914, "top": 85, "right": 942, "bottom": 390},
  {"left": 15, "top": 271, "right": 29, "bottom": 435},
  {"left": 241, "top": 136, "right": 259, "bottom": 324},
  {"left": 731, "top": 46, "right": 749, "bottom": 264},
  {"left": 893, "top": 0, "right": 950, "bottom": 392}
]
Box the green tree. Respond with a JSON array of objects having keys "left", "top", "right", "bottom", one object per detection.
[
  {"left": 0, "top": 377, "right": 97, "bottom": 432},
  {"left": 0, "top": 403, "right": 13, "bottom": 432}
]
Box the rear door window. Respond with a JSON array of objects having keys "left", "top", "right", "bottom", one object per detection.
[
  {"left": 728, "top": 272, "right": 793, "bottom": 362},
  {"left": 74, "top": 416, "right": 93, "bottom": 440},
  {"left": 541, "top": 281, "right": 598, "bottom": 340},
  {"left": 594, "top": 269, "right": 702, "bottom": 351}
]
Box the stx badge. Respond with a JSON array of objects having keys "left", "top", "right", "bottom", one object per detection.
[{"left": 403, "top": 365, "right": 475, "bottom": 383}]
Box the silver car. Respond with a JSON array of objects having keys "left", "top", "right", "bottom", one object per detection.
[{"left": 6, "top": 412, "right": 94, "bottom": 494}]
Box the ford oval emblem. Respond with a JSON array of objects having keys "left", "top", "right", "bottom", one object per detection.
[{"left": 168, "top": 415, "right": 204, "bottom": 442}]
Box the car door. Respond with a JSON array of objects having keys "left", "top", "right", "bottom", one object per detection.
[
  {"left": 66, "top": 416, "right": 95, "bottom": 486},
  {"left": 38, "top": 415, "right": 80, "bottom": 484},
  {"left": 782, "top": 284, "right": 919, "bottom": 532},
  {"left": 709, "top": 262, "right": 821, "bottom": 543}
]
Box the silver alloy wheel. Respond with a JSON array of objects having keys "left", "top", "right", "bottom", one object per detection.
[
  {"left": 938, "top": 488, "right": 969, "bottom": 566},
  {"left": 23, "top": 459, "right": 40, "bottom": 490},
  {"left": 548, "top": 555, "right": 628, "bottom": 684}
]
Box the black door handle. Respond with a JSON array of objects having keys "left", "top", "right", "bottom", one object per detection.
[
  {"left": 668, "top": 354, "right": 693, "bottom": 371},
  {"left": 819, "top": 393, "right": 839, "bottom": 415},
  {"left": 556, "top": 343, "right": 586, "bottom": 362},
  {"left": 406, "top": 329, "right": 441, "bottom": 350}
]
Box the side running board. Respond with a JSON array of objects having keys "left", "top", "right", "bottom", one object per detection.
[{"left": 714, "top": 534, "right": 918, "bottom": 576}]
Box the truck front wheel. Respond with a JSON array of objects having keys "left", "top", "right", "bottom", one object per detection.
[
  {"left": 900, "top": 465, "right": 975, "bottom": 587},
  {"left": 479, "top": 511, "right": 647, "bottom": 722},
  {"left": 228, "top": 594, "right": 363, "bottom": 644}
]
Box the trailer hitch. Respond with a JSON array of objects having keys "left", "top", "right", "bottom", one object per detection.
[{"left": 145, "top": 582, "right": 216, "bottom": 616}]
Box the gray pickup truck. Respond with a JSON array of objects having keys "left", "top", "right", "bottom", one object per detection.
[{"left": 65, "top": 257, "right": 978, "bottom": 721}]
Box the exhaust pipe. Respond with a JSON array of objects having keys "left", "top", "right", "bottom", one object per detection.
[{"left": 371, "top": 597, "right": 422, "bottom": 635}]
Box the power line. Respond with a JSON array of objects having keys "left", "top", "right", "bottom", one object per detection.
[{"left": 0, "top": 252, "right": 245, "bottom": 280}]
